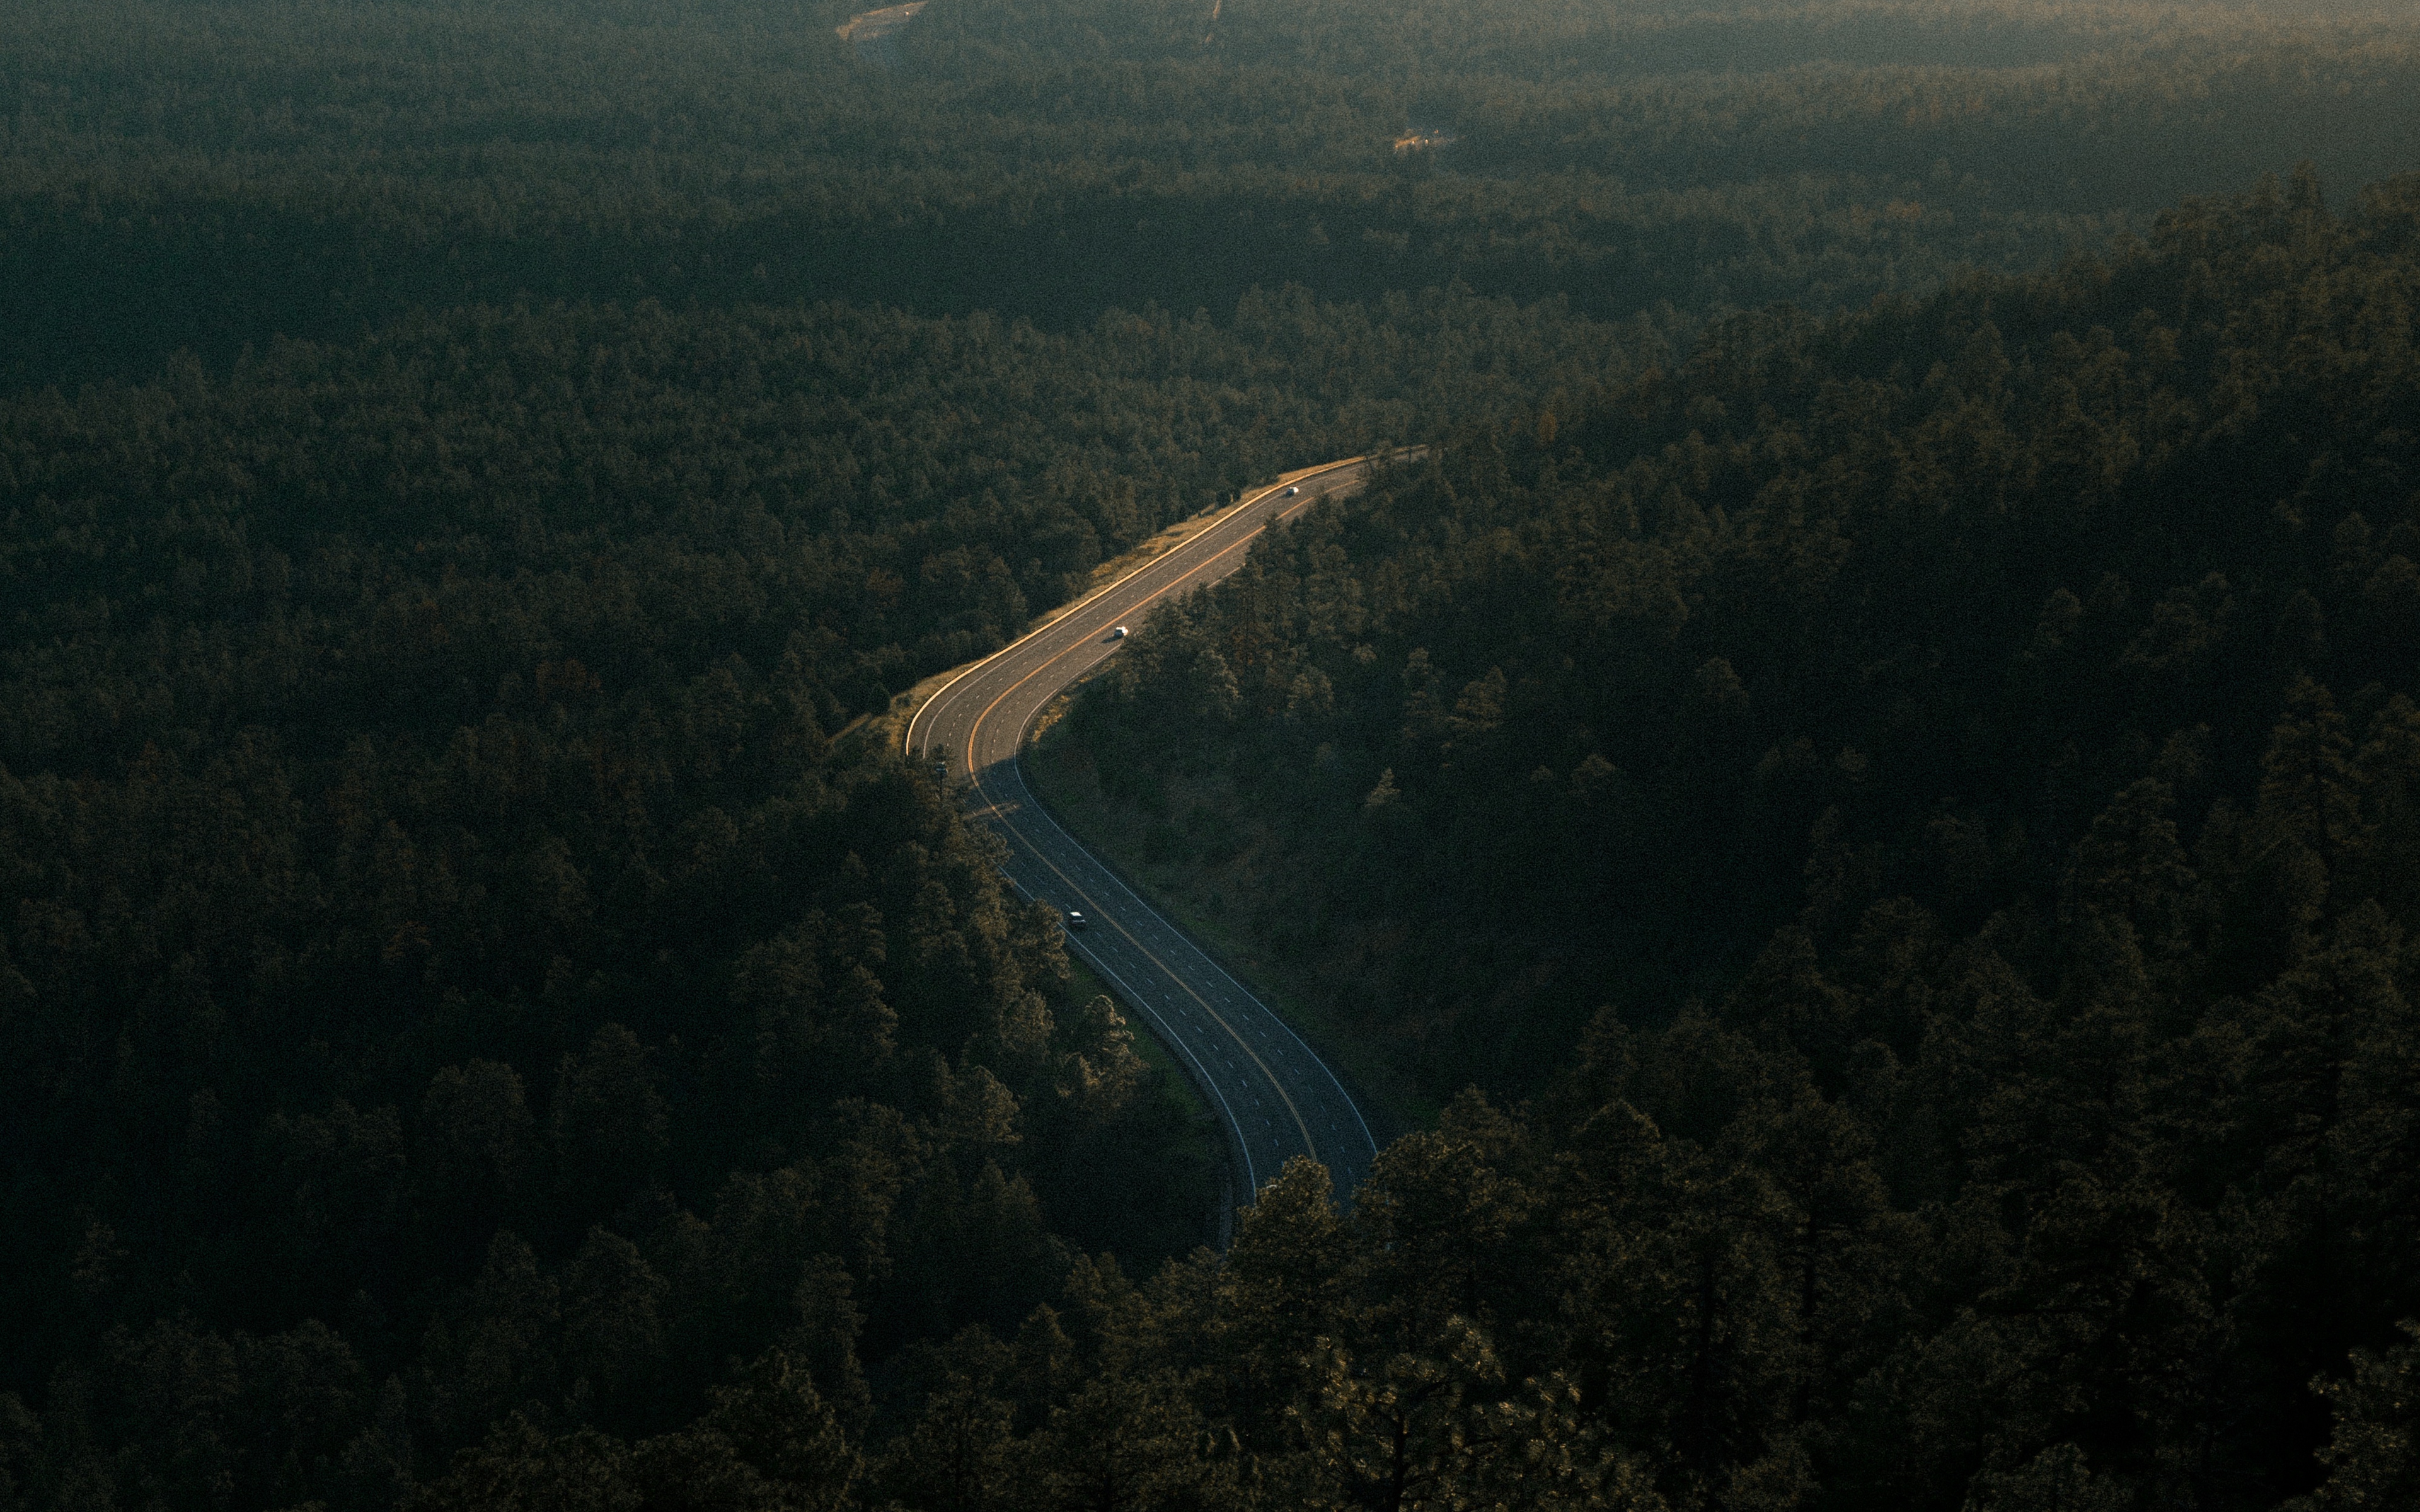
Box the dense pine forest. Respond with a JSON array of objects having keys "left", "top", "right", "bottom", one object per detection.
[
  {"left": 2, "top": 0, "right": 2418, "bottom": 1508},
  {"left": 9, "top": 0, "right": 2420, "bottom": 387},
  {"left": 1045, "top": 173, "right": 2420, "bottom": 1506},
  {"left": 0, "top": 291, "right": 1647, "bottom": 1508}
]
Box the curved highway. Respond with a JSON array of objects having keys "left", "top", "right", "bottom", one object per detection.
[{"left": 907, "top": 455, "right": 1396, "bottom": 1204}]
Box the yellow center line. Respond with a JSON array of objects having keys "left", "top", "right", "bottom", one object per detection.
[
  {"left": 955, "top": 481, "right": 1324, "bottom": 767},
  {"left": 909, "top": 456, "right": 1363, "bottom": 762},
  {"left": 954, "top": 479, "right": 1345, "bottom": 1166}
]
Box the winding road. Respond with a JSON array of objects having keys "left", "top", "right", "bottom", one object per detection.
[{"left": 906, "top": 455, "right": 1397, "bottom": 1205}]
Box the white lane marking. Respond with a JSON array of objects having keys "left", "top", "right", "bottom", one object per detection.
[
  {"left": 906, "top": 458, "right": 1374, "bottom": 762},
  {"left": 1057, "top": 814, "right": 1377, "bottom": 1162},
  {"left": 931, "top": 453, "right": 1419, "bottom": 1183},
  {"left": 981, "top": 745, "right": 1326, "bottom": 1158},
  {"left": 996, "top": 871, "right": 1262, "bottom": 1196}
]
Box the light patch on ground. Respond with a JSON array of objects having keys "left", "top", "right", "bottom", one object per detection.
[{"left": 836, "top": 1, "right": 926, "bottom": 44}]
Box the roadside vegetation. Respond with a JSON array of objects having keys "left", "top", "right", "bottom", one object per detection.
[
  {"left": 1027, "top": 707, "right": 1442, "bottom": 1133},
  {"left": 1, "top": 0, "right": 2416, "bottom": 1506},
  {"left": 1044, "top": 172, "right": 2420, "bottom": 1509}
]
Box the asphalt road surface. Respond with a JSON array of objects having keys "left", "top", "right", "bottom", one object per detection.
[{"left": 906, "top": 455, "right": 1398, "bottom": 1204}]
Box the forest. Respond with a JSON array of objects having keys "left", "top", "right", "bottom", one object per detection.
[
  {"left": 0, "top": 0, "right": 2416, "bottom": 1506},
  {"left": 0, "top": 289, "right": 1654, "bottom": 1508},
  {"left": 8, "top": 0, "right": 2420, "bottom": 384},
  {"left": 1041, "top": 173, "right": 2420, "bottom": 1508}
]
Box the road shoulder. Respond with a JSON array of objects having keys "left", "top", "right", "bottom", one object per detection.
[
  {"left": 880, "top": 461, "right": 1371, "bottom": 755},
  {"left": 1023, "top": 701, "right": 1432, "bottom": 1144}
]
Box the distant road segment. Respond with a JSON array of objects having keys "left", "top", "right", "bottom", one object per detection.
[{"left": 907, "top": 455, "right": 1399, "bottom": 1203}]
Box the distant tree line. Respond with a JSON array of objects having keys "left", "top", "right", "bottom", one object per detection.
[
  {"left": 5, "top": 0, "right": 2418, "bottom": 382},
  {"left": 1, "top": 0, "right": 2416, "bottom": 1504}
]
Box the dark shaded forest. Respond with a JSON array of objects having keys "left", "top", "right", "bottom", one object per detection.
[
  {"left": 0, "top": 290, "right": 1650, "bottom": 1507},
  {"left": 1044, "top": 175, "right": 2420, "bottom": 1508},
  {"left": 2, "top": 0, "right": 2418, "bottom": 1506}
]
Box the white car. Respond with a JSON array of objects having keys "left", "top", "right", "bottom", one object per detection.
[{"left": 1065, "top": 910, "right": 1088, "bottom": 931}]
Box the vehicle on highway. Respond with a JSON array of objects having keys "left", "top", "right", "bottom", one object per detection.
[
  {"left": 1282, "top": 485, "right": 1299, "bottom": 496},
  {"left": 902, "top": 453, "right": 1393, "bottom": 1205}
]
